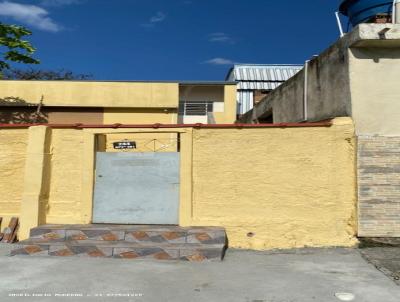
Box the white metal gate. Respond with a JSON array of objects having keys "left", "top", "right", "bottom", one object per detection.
[{"left": 92, "top": 152, "right": 180, "bottom": 224}]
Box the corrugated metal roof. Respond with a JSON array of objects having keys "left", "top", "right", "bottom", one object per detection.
[
  {"left": 237, "top": 81, "right": 283, "bottom": 90},
  {"left": 226, "top": 64, "right": 303, "bottom": 88}
]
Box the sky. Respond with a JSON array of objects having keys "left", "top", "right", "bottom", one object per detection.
[{"left": 0, "top": 0, "right": 345, "bottom": 81}]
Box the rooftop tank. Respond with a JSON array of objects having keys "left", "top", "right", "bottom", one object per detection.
[{"left": 339, "top": 0, "right": 393, "bottom": 26}]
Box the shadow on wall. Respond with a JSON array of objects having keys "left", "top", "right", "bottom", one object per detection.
[{"left": 0, "top": 97, "right": 48, "bottom": 124}]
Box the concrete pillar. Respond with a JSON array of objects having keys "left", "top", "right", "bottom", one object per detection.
[{"left": 19, "top": 126, "right": 50, "bottom": 240}]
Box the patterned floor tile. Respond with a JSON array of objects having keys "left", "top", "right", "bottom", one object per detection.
[
  {"left": 48, "top": 245, "right": 113, "bottom": 257},
  {"left": 113, "top": 247, "right": 179, "bottom": 260},
  {"left": 179, "top": 248, "right": 222, "bottom": 262},
  {"left": 29, "top": 229, "right": 66, "bottom": 241},
  {"left": 186, "top": 230, "right": 226, "bottom": 244},
  {"left": 125, "top": 231, "right": 186, "bottom": 243},
  {"left": 66, "top": 230, "right": 124, "bottom": 241},
  {"left": 10, "top": 245, "right": 49, "bottom": 256}
]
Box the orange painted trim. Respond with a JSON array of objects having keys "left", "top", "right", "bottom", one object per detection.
[{"left": 0, "top": 121, "right": 332, "bottom": 129}]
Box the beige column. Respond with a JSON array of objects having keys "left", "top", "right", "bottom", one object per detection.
[
  {"left": 80, "top": 131, "right": 96, "bottom": 223},
  {"left": 179, "top": 129, "right": 194, "bottom": 226},
  {"left": 19, "top": 126, "right": 50, "bottom": 240}
]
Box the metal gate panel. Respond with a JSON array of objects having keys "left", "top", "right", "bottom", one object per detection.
[{"left": 93, "top": 152, "right": 180, "bottom": 224}]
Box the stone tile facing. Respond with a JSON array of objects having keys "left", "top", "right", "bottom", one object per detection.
[
  {"left": 66, "top": 230, "right": 124, "bottom": 241},
  {"left": 180, "top": 247, "right": 223, "bottom": 262},
  {"left": 10, "top": 245, "right": 49, "bottom": 256},
  {"left": 186, "top": 229, "right": 226, "bottom": 245},
  {"left": 358, "top": 136, "right": 400, "bottom": 237},
  {"left": 11, "top": 225, "right": 227, "bottom": 261},
  {"left": 114, "top": 247, "right": 179, "bottom": 260},
  {"left": 49, "top": 245, "right": 113, "bottom": 257},
  {"left": 29, "top": 229, "right": 66, "bottom": 241},
  {"left": 125, "top": 230, "right": 186, "bottom": 244}
]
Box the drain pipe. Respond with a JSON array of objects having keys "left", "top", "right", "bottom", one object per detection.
[
  {"left": 393, "top": 0, "right": 400, "bottom": 24},
  {"left": 335, "top": 12, "right": 345, "bottom": 37},
  {"left": 303, "top": 60, "right": 310, "bottom": 122}
]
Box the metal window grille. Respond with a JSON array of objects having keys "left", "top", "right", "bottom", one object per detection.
[{"left": 179, "top": 102, "right": 213, "bottom": 116}]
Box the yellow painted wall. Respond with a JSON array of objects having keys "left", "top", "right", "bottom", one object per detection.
[
  {"left": 213, "top": 85, "right": 237, "bottom": 124},
  {"left": 0, "top": 81, "right": 179, "bottom": 108},
  {"left": 46, "top": 129, "right": 84, "bottom": 224},
  {"left": 103, "top": 108, "right": 177, "bottom": 124},
  {"left": 0, "top": 129, "right": 28, "bottom": 227},
  {"left": 189, "top": 117, "right": 357, "bottom": 250},
  {"left": 0, "top": 118, "right": 357, "bottom": 249},
  {"left": 105, "top": 132, "right": 178, "bottom": 152}
]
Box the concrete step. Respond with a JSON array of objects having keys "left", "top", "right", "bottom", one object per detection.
[
  {"left": 10, "top": 239, "right": 226, "bottom": 261},
  {"left": 29, "top": 224, "right": 226, "bottom": 245}
]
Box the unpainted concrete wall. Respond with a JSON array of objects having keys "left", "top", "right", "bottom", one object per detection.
[
  {"left": 349, "top": 48, "right": 400, "bottom": 136},
  {"left": 241, "top": 39, "right": 352, "bottom": 124}
]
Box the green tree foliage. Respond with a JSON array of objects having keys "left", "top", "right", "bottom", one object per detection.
[
  {"left": 0, "top": 22, "right": 39, "bottom": 71},
  {"left": 3, "top": 68, "right": 92, "bottom": 80}
]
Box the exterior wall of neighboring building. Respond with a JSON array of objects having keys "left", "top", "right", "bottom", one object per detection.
[
  {"left": 178, "top": 84, "right": 237, "bottom": 124},
  {"left": 358, "top": 136, "right": 400, "bottom": 236},
  {"left": 0, "top": 117, "right": 357, "bottom": 250},
  {"left": 238, "top": 24, "right": 400, "bottom": 239},
  {"left": 239, "top": 39, "right": 352, "bottom": 124},
  {"left": 0, "top": 80, "right": 179, "bottom": 108},
  {"left": 349, "top": 47, "right": 400, "bottom": 136},
  {"left": 227, "top": 65, "right": 302, "bottom": 115},
  {"left": 103, "top": 108, "right": 177, "bottom": 124},
  {"left": 0, "top": 81, "right": 235, "bottom": 125}
]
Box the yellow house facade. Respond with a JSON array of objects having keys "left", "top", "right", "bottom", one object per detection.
[
  {"left": 0, "top": 80, "right": 237, "bottom": 125},
  {"left": 0, "top": 118, "right": 357, "bottom": 250}
]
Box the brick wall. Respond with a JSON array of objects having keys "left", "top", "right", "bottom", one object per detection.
[{"left": 358, "top": 136, "right": 400, "bottom": 237}]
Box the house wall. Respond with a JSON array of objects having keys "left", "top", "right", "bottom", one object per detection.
[
  {"left": 0, "top": 81, "right": 236, "bottom": 124},
  {"left": 103, "top": 108, "right": 177, "bottom": 124},
  {"left": 238, "top": 24, "right": 400, "bottom": 239},
  {"left": 239, "top": 39, "right": 352, "bottom": 124},
  {"left": 0, "top": 118, "right": 357, "bottom": 249},
  {"left": 214, "top": 85, "right": 237, "bottom": 124},
  {"left": 0, "top": 129, "right": 28, "bottom": 227},
  {"left": 189, "top": 118, "right": 357, "bottom": 249},
  {"left": 104, "top": 132, "right": 178, "bottom": 153},
  {"left": 46, "top": 129, "right": 85, "bottom": 224},
  {"left": 179, "top": 85, "right": 237, "bottom": 124},
  {"left": 0, "top": 81, "right": 179, "bottom": 108},
  {"left": 349, "top": 47, "right": 400, "bottom": 237},
  {"left": 358, "top": 136, "right": 400, "bottom": 236},
  {"left": 349, "top": 47, "right": 400, "bottom": 136}
]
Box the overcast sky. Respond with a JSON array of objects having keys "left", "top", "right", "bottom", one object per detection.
[{"left": 0, "top": 0, "right": 344, "bottom": 80}]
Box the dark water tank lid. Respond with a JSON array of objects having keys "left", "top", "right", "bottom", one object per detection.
[{"left": 339, "top": 0, "right": 393, "bottom": 26}]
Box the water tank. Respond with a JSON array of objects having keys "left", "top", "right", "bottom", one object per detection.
[{"left": 339, "top": 0, "right": 393, "bottom": 26}]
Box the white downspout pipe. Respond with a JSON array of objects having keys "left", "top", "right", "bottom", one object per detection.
[
  {"left": 393, "top": 0, "right": 400, "bottom": 24},
  {"left": 335, "top": 12, "right": 345, "bottom": 37},
  {"left": 303, "top": 60, "right": 310, "bottom": 122}
]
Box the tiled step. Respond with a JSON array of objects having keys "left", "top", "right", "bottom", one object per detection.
[
  {"left": 11, "top": 224, "right": 227, "bottom": 261},
  {"left": 29, "top": 224, "right": 226, "bottom": 245},
  {"left": 10, "top": 240, "right": 226, "bottom": 262}
]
